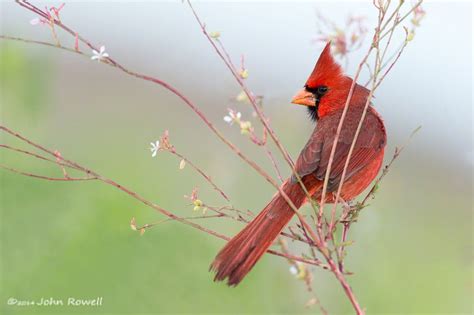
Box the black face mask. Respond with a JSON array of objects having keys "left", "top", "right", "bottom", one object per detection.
[{"left": 304, "top": 85, "right": 328, "bottom": 121}]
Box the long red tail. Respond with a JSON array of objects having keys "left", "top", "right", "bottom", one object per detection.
[{"left": 210, "top": 179, "right": 309, "bottom": 286}]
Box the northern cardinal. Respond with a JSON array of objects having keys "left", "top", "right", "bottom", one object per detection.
[{"left": 211, "top": 42, "right": 386, "bottom": 286}]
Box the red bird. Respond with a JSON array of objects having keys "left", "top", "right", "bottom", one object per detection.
[{"left": 211, "top": 42, "right": 386, "bottom": 286}]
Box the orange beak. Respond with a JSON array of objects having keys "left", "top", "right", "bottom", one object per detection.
[{"left": 291, "top": 88, "right": 316, "bottom": 107}]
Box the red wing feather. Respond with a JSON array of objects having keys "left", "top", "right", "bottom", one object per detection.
[{"left": 294, "top": 106, "right": 385, "bottom": 192}]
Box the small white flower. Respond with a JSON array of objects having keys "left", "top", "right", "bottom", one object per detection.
[
  {"left": 223, "top": 115, "right": 233, "bottom": 124},
  {"left": 30, "top": 18, "right": 40, "bottom": 25},
  {"left": 150, "top": 141, "right": 160, "bottom": 157},
  {"left": 91, "top": 45, "right": 109, "bottom": 62},
  {"left": 289, "top": 262, "right": 306, "bottom": 279},
  {"left": 289, "top": 265, "right": 298, "bottom": 275},
  {"left": 30, "top": 17, "right": 47, "bottom": 26},
  {"left": 223, "top": 110, "right": 242, "bottom": 125}
]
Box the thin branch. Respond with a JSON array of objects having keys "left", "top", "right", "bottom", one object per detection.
[
  {"left": 0, "top": 35, "right": 84, "bottom": 56},
  {"left": 1, "top": 144, "right": 57, "bottom": 164},
  {"left": 172, "top": 150, "right": 230, "bottom": 202},
  {"left": 265, "top": 147, "right": 284, "bottom": 183},
  {"left": 0, "top": 164, "right": 96, "bottom": 181},
  {"left": 361, "top": 125, "right": 421, "bottom": 205}
]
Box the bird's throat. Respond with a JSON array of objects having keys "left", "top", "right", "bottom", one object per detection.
[{"left": 306, "top": 98, "right": 320, "bottom": 122}]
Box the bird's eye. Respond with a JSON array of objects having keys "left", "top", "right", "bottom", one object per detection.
[
  {"left": 317, "top": 86, "right": 328, "bottom": 95},
  {"left": 304, "top": 85, "right": 328, "bottom": 96}
]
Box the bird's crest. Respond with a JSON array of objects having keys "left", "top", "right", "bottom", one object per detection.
[{"left": 305, "top": 42, "right": 345, "bottom": 88}]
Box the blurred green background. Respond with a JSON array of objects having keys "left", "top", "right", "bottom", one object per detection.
[{"left": 1, "top": 1, "right": 472, "bottom": 314}]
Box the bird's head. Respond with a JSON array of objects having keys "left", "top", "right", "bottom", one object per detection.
[{"left": 291, "top": 42, "right": 369, "bottom": 121}]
